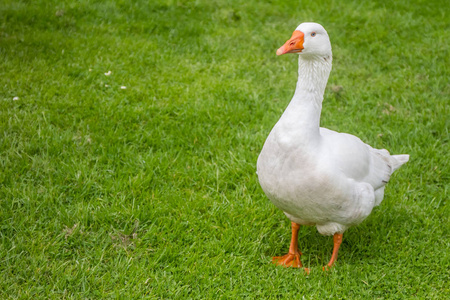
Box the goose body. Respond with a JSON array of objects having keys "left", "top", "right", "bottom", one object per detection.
[{"left": 257, "top": 22, "right": 409, "bottom": 269}]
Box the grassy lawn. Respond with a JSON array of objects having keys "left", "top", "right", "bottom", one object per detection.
[{"left": 1, "top": 0, "right": 448, "bottom": 298}]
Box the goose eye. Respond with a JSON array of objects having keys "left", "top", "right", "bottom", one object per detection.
[{"left": 311, "top": 32, "right": 316, "bottom": 37}]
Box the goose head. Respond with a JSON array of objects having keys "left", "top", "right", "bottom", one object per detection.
[{"left": 276, "top": 22, "right": 332, "bottom": 59}]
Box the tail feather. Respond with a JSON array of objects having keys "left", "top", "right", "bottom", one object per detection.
[{"left": 391, "top": 154, "right": 409, "bottom": 171}]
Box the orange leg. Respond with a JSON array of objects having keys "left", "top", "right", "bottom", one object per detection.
[
  {"left": 272, "top": 222, "right": 304, "bottom": 269},
  {"left": 323, "top": 233, "right": 343, "bottom": 271}
]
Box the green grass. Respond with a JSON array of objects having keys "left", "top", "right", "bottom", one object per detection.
[{"left": 1, "top": 0, "right": 449, "bottom": 298}]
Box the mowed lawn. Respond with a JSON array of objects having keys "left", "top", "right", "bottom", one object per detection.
[{"left": 1, "top": 0, "right": 448, "bottom": 298}]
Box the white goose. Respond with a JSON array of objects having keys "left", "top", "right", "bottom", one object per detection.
[{"left": 257, "top": 22, "right": 409, "bottom": 270}]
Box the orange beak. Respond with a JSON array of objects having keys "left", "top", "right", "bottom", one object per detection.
[{"left": 276, "top": 30, "right": 304, "bottom": 56}]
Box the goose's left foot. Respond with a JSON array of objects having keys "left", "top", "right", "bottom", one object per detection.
[
  {"left": 272, "top": 222, "right": 304, "bottom": 268},
  {"left": 272, "top": 252, "right": 302, "bottom": 267}
]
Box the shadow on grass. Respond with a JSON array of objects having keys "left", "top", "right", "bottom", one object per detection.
[{"left": 261, "top": 203, "right": 415, "bottom": 269}]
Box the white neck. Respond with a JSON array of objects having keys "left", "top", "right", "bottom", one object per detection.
[
  {"left": 276, "top": 55, "right": 332, "bottom": 146},
  {"left": 296, "top": 55, "right": 332, "bottom": 98}
]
